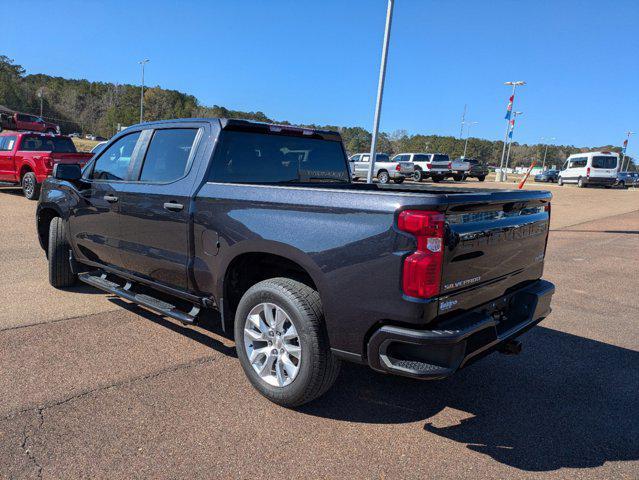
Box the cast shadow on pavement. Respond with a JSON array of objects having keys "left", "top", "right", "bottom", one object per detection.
[
  {"left": 300, "top": 327, "right": 639, "bottom": 472},
  {"left": 108, "top": 297, "right": 236, "bottom": 358}
]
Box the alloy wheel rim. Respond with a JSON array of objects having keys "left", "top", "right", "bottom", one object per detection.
[
  {"left": 243, "top": 303, "right": 301, "bottom": 387},
  {"left": 23, "top": 176, "right": 34, "bottom": 196}
]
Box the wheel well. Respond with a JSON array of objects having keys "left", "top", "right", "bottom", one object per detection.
[
  {"left": 20, "top": 164, "right": 33, "bottom": 180},
  {"left": 222, "top": 253, "right": 317, "bottom": 334},
  {"left": 377, "top": 169, "right": 388, "bottom": 176},
  {"left": 37, "top": 208, "right": 59, "bottom": 252}
]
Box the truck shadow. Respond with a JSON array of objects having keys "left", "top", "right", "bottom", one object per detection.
[{"left": 300, "top": 326, "right": 639, "bottom": 472}]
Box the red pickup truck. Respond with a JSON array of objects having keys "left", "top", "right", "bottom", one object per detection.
[
  {"left": 0, "top": 112, "right": 60, "bottom": 134},
  {"left": 0, "top": 132, "right": 93, "bottom": 199}
]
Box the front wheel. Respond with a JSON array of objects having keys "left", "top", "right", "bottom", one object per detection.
[
  {"left": 22, "top": 172, "right": 40, "bottom": 200},
  {"left": 558, "top": 177, "right": 563, "bottom": 186},
  {"left": 477, "top": 175, "right": 486, "bottom": 182},
  {"left": 48, "top": 217, "right": 77, "bottom": 288},
  {"left": 377, "top": 171, "right": 390, "bottom": 184},
  {"left": 234, "top": 278, "right": 341, "bottom": 407}
]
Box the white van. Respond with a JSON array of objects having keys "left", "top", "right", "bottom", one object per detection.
[{"left": 558, "top": 151, "right": 619, "bottom": 188}]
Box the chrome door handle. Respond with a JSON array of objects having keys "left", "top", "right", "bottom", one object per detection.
[
  {"left": 163, "top": 202, "right": 184, "bottom": 212},
  {"left": 104, "top": 195, "right": 118, "bottom": 203}
]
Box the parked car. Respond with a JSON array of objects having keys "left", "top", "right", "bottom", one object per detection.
[
  {"left": 0, "top": 112, "right": 60, "bottom": 134},
  {"left": 452, "top": 158, "right": 489, "bottom": 181},
  {"left": 391, "top": 153, "right": 433, "bottom": 182},
  {"left": 0, "top": 132, "right": 93, "bottom": 199},
  {"left": 427, "top": 153, "right": 452, "bottom": 182},
  {"left": 349, "top": 152, "right": 413, "bottom": 183},
  {"left": 534, "top": 169, "right": 559, "bottom": 183},
  {"left": 558, "top": 151, "right": 619, "bottom": 188},
  {"left": 37, "top": 118, "right": 554, "bottom": 407},
  {"left": 68, "top": 132, "right": 81, "bottom": 138},
  {"left": 90, "top": 141, "right": 108, "bottom": 155},
  {"left": 614, "top": 171, "right": 638, "bottom": 188}
]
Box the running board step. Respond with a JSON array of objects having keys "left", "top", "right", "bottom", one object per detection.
[{"left": 79, "top": 272, "right": 200, "bottom": 325}]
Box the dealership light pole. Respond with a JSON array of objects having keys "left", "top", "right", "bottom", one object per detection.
[
  {"left": 620, "top": 131, "right": 635, "bottom": 172},
  {"left": 462, "top": 121, "right": 478, "bottom": 159},
  {"left": 139, "top": 59, "right": 150, "bottom": 124},
  {"left": 504, "top": 111, "right": 523, "bottom": 175},
  {"left": 540, "top": 136, "right": 556, "bottom": 170},
  {"left": 459, "top": 104, "right": 467, "bottom": 139},
  {"left": 367, "top": 0, "right": 394, "bottom": 184},
  {"left": 497, "top": 81, "right": 526, "bottom": 181}
]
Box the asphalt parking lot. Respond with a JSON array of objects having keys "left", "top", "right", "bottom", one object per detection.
[{"left": 1, "top": 181, "right": 638, "bottom": 479}]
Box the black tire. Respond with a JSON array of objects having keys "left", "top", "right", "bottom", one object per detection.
[
  {"left": 558, "top": 177, "right": 563, "bottom": 186},
  {"left": 22, "top": 171, "right": 40, "bottom": 200},
  {"left": 352, "top": 177, "right": 359, "bottom": 182},
  {"left": 577, "top": 177, "right": 585, "bottom": 188},
  {"left": 452, "top": 174, "right": 464, "bottom": 182},
  {"left": 619, "top": 181, "right": 626, "bottom": 189},
  {"left": 393, "top": 177, "right": 405, "bottom": 184},
  {"left": 377, "top": 170, "right": 390, "bottom": 184},
  {"left": 413, "top": 169, "right": 423, "bottom": 182},
  {"left": 48, "top": 217, "right": 77, "bottom": 288},
  {"left": 234, "top": 277, "right": 341, "bottom": 407},
  {"left": 431, "top": 175, "right": 442, "bottom": 183},
  {"left": 477, "top": 175, "right": 486, "bottom": 182}
]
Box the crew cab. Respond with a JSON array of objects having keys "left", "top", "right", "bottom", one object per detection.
[
  {"left": 0, "top": 112, "right": 60, "bottom": 134},
  {"left": 451, "top": 158, "right": 489, "bottom": 182},
  {"left": 37, "top": 118, "right": 554, "bottom": 407},
  {"left": 0, "top": 132, "right": 93, "bottom": 199},
  {"left": 349, "top": 152, "right": 413, "bottom": 183}
]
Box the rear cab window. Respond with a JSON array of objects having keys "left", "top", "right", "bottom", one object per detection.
[
  {"left": 432, "top": 154, "right": 450, "bottom": 163},
  {"left": 209, "top": 130, "right": 349, "bottom": 184},
  {"left": 19, "top": 135, "right": 76, "bottom": 153}
]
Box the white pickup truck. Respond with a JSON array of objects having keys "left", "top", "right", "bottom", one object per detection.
[{"left": 349, "top": 153, "right": 414, "bottom": 184}]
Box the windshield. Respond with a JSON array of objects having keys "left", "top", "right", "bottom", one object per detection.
[
  {"left": 591, "top": 156, "right": 617, "bottom": 169},
  {"left": 20, "top": 135, "right": 77, "bottom": 153},
  {"left": 433, "top": 154, "right": 450, "bottom": 163},
  {"left": 209, "top": 130, "right": 349, "bottom": 184}
]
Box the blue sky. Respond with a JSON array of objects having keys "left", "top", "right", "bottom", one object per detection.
[{"left": 4, "top": 0, "right": 638, "bottom": 156}]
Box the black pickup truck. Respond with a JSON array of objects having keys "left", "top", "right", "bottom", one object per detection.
[{"left": 37, "top": 118, "right": 554, "bottom": 406}]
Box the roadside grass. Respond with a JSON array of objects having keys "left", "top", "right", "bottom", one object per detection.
[{"left": 72, "top": 137, "right": 100, "bottom": 152}]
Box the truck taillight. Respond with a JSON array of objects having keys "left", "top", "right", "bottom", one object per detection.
[
  {"left": 398, "top": 210, "right": 445, "bottom": 299},
  {"left": 586, "top": 167, "right": 591, "bottom": 177},
  {"left": 396, "top": 164, "right": 401, "bottom": 171},
  {"left": 45, "top": 157, "right": 54, "bottom": 168},
  {"left": 447, "top": 162, "right": 452, "bottom": 169},
  {"left": 426, "top": 163, "right": 432, "bottom": 169}
]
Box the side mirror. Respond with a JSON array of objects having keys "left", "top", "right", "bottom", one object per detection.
[{"left": 53, "top": 163, "right": 83, "bottom": 181}]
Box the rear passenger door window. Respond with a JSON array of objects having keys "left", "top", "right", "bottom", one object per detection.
[
  {"left": 90, "top": 132, "right": 142, "bottom": 181},
  {"left": 138, "top": 129, "right": 199, "bottom": 183}
]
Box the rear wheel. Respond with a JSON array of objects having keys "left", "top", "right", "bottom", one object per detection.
[
  {"left": 477, "top": 175, "right": 486, "bottom": 182},
  {"left": 48, "top": 217, "right": 77, "bottom": 288},
  {"left": 431, "top": 175, "right": 442, "bottom": 183},
  {"left": 413, "top": 169, "right": 423, "bottom": 182},
  {"left": 393, "top": 177, "right": 405, "bottom": 184},
  {"left": 22, "top": 172, "right": 40, "bottom": 200},
  {"left": 377, "top": 171, "right": 390, "bottom": 184},
  {"left": 577, "top": 177, "right": 585, "bottom": 188},
  {"left": 234, "top": 278, "right": 340, "bottom": 407}
]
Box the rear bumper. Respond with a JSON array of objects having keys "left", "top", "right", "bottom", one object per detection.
[
  {"left": 584, "top": 177, "right": 615, "bottom": 186},
  {"left": 366, "top": 279, "right": 555, "bottom": 379}
]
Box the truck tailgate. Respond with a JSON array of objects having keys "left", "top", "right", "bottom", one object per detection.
[{"left": 438, "top": 192, "right": 551, "bottom": 314}]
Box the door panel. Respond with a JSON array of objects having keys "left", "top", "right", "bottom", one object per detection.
[{"left": 117, "top": 126, "right": 204, "bottom": 291}]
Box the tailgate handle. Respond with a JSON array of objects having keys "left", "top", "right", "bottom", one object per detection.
[
  {"left": 163, "top": 202, "right": 184, "bottom": 212},
  {"left": 103, "top": 195, "right": 118, "bottom": 203}
]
